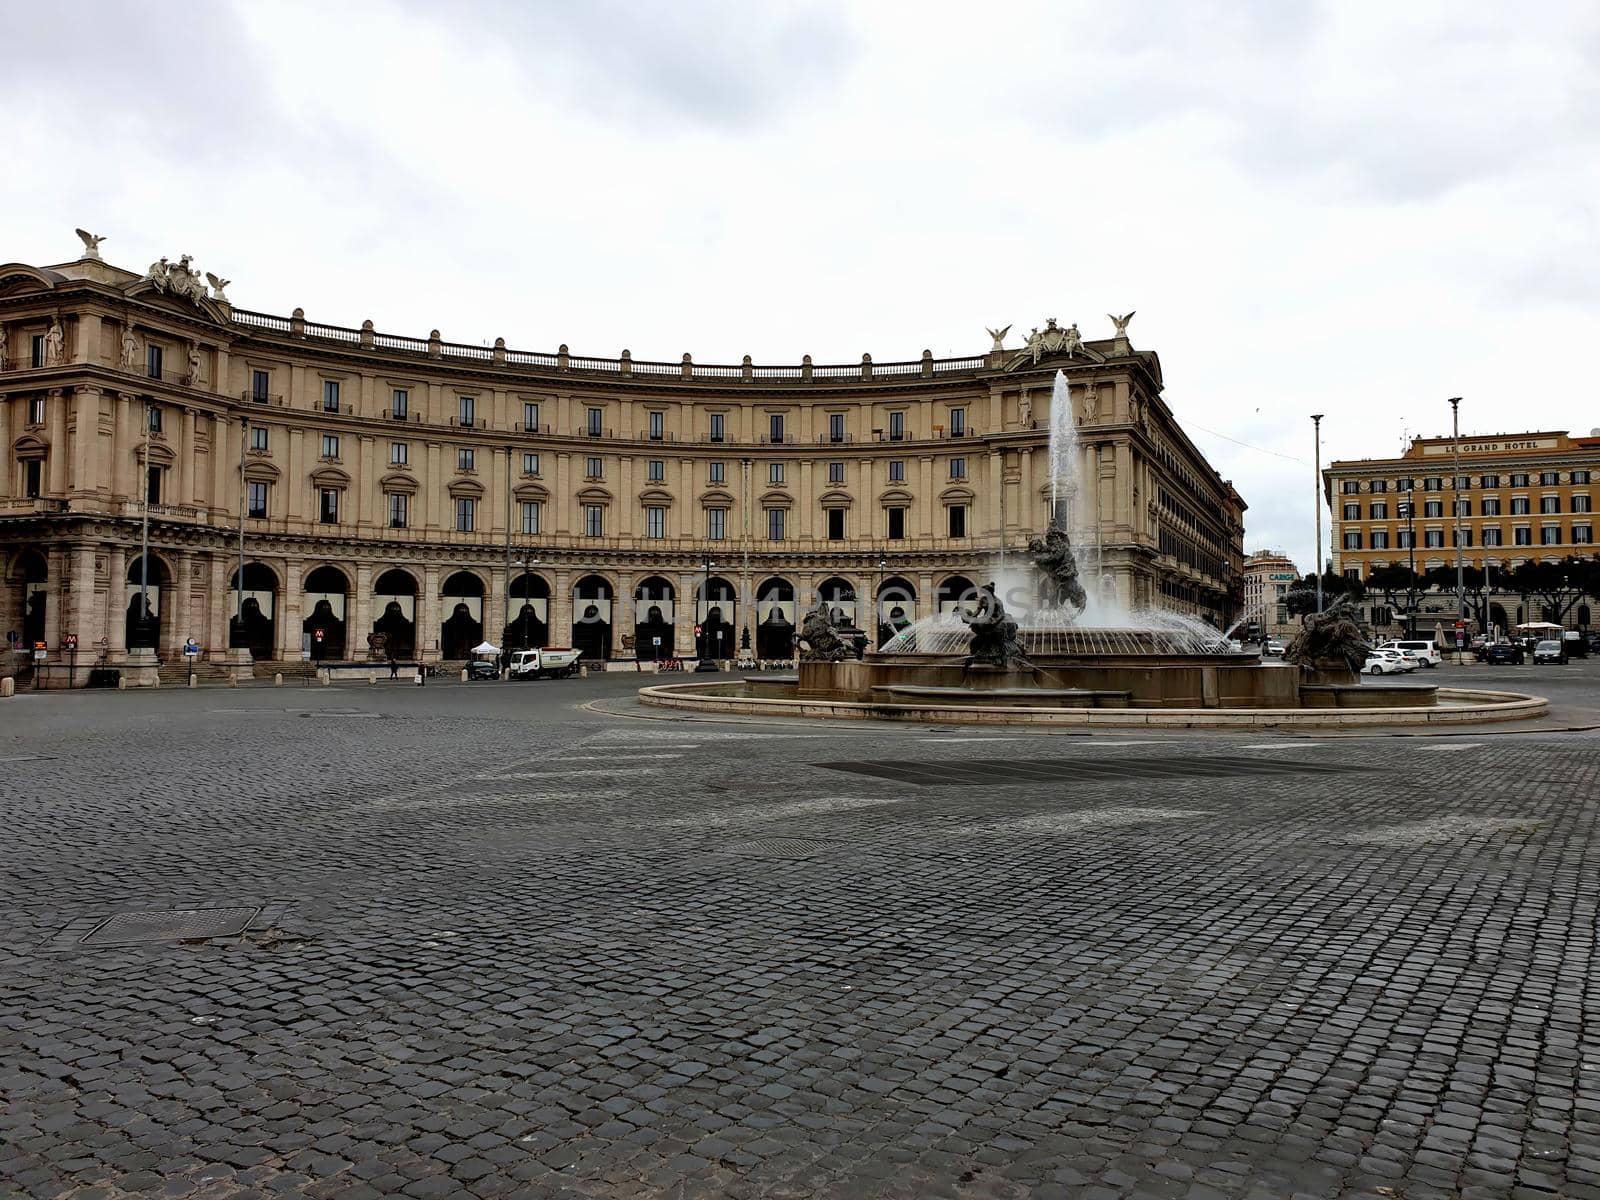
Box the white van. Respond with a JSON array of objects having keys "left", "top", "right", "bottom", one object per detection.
[{"left": 1376, "top": 639, "right": 1442, "bottom": 668}]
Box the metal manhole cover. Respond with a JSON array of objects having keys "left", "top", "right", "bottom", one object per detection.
[
  {"left": 81, "top": 907, "right": 260, "bottom": 945},
  {"left": 815, "top": 755, "right": 1360, "bottom": 787},
  {"left": 724, "top": 837, "right": 836, "bottom": 858}
]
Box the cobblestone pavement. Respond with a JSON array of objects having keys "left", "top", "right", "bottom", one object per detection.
[{"left": 2, "top": 663, "right": 1599, "bottom": 1199}]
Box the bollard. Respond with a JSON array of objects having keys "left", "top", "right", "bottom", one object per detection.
[
  {"left": 320, "top": 675, "right": 331, "bottom": 687},
  {"left": 227, "top": 676, "right": 237, "bottom": 687},
  {"left": 0, "top": 677, "right": 13, "bottom": 698},
  {"left": 273, "top": 673, "right": 283, "bottom": 687},
  {"left": 118, "top": 677, "right": 127, "bottom": 690},
  {"left": 188, "top": 675, "right": 197, "bottom": 688},
  {"left": 415, "top": 671, "right": 423, "bottom": 687},
  {"left": 460, "top": 668, "right": 468, "bottom": 682}
]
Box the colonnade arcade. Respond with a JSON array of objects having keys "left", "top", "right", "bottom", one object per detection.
[{"left": 2, "top": 542, "right": 996, "bottom": 665}]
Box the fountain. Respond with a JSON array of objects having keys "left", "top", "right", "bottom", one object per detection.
[{"left": 641, "top": 372, "right": 1545, "bottom": 726}]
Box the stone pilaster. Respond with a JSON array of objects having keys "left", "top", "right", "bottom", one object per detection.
[
  {"left": 279, "top": 556, "right": 305, "bottom": 661},
  {"left": 419, "top": 563, "right": 442, "bottom": 657},
  {"left": 353, "top": 561, "right": 375, "bottom": 657},
  {"left": 551, "top": 568, "right": 572, "bottom": 649}
]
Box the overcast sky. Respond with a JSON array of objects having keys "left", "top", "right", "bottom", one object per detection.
[{"left": 7, "top": 0, "right": 1597, "bottom": 572}]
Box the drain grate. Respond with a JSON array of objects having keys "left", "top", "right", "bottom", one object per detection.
[
  {"left": 723, "top": 837, "right": 836, "bottom": 858},
  {"left": 815, "top": 754, "right": 1359, "bottom": 787},
  {"left": 81, "top": 907, "right": 261, "bottom": 946}
]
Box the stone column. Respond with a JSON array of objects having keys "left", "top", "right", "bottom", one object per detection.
[
  {"left": 918, "top": 571, "right": 935, "bottom": 621},
  {"left": 674, "top": 571, "right": 696, "bottom": 656},
  {"left": 172, "top": 549, "right": 196, "bottom": 656},
  {"left": 63, "top": 544, "right": 99, "bottom": 682},
  {"left": 486, "top": 562, "right": 506, "bottom": 654},
  {"left": 615, "top": 573, "right": 635, "bottom": 659},
  {"left": 551, "top": 568, "right": 573, "bottom": 649},
  {"left": 173, "top": 406, "right": 196, "bottom": 507},
  {"left": 43, "top": 546, "right": 67, "bottom": 650},
  {"left": 419, "top": 563, "right": 442, "bottom": 658},
  {"left": 112, "top": 392, "right": 135, "bottom": 501},
  {"left": 71, "top": 388, "right": 103, "bottom": 500},
  {"left": 206, "top": 551, "right": 229, "bottom": 658},
  {"left": 46, "top": 391, "right": 69, "bottom": 496},
  {"left": 919, "top": 456, "right": 934, "bottom": 537},
  {"left": 278, "top": 556, "right": 305, "bottom": 662},
  {"left": 353, "top": 561, "right": 375, "bottom": 657},
  {"left": 107, "top": 546, "right": 128, "bottom": 655}
]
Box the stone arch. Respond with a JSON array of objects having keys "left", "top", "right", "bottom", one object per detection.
[
  {"left": 11, "top": 548, "right": 48, "bottom": 651},
  {"left": 372, "top": 568, "right": 420, "bottom": 659},
  {"left": 755, "top": 577, "right": 796, "bottom": 659},
  {"left": 937, "top": 575, "right": 979, "bottom": 614},
  {"left": 632, "top": 575, "right": 675, "bottom": 661},
  {"left": 123, "top": 552, "right": 174, "bottom": 650},
  {"left": 441, "top": 570, "right": 486, "bottom": 659},
  {"left": 875, "top": 575, "right": 918, "bottom": 645},
  {"left": 572, "top": 574, "right": 615, "bottom": 663},
  {"left": 816, "top": 576, "right": 858, "bottom": 627},
  {"left": 303, "top": 565, "right": 352, "bottom": 659},
  {"left": 229, "top": 562, "right": 280, "bottom": 660},
  {"left": 504, "top": 572, "right": 550, "bottom": 653},
  {"left": 695, "top": 575, "right": 737, "bottom": 660}
]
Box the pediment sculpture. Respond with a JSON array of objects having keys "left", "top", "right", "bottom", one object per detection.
[
  {"left": 1025, "top": 317, "right": 1083, "bottom": 364},
  {"left": 143, "top": 253, "right": 231, "bottom": 303}
]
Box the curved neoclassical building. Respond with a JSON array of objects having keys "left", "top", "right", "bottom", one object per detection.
[{"left": 1, "top": 241, "right": 1245, "bottom": 682}]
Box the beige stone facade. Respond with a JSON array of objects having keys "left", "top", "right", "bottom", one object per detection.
[
  {"left": 1, "top": 245, "right": 1245, "bottom": 683},
  {"left": 1242, "top": 550, "right": 1301, "bottom": 637}
]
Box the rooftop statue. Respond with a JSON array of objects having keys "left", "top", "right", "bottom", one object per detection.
[
  {"left": 985, "top": 324, "right": 1011, "bottom": 352},
  {"left": 1026, "top": 317, "right": 1084, "bottom": 364},
  {"left": 960, "top": 581, "right": 1027, "bottom": 669},
  {"left": 1028, "top": 523, "right": 1088, "bottom": 613},
  {"left": 1108, "top": 310, "right": 1135, "bottom": 337},
  {"left": 797, "top": 599, "right": 853, "bottom": 663},
  {"left": 75, "top": 228, "right": 106, "bottom": 259}
]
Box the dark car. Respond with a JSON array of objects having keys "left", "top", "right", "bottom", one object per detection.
[
  {"left": 1481, "top": 642, "right": 1525, "bottom": 665},
  {"left": 466, "top": 659, "right": 500, "bottom": 680},
  {"left": 1533, "top": 639, "right": 1568, "bottom": 665}
]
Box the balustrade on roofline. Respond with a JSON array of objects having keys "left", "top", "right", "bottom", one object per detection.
[{"left": 230, "top": 308, "right": 991, "bottom": 384}]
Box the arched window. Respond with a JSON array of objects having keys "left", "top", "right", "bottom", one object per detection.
[
  {"left": 303, "top": 566, "right": 351, "bottom": 659},
  {"left": 372, "top": 569, "right": 419, "bottom": 659},
  {"left": 756, "top": 577, "right": 796, "bottom": 659},
  {"left": 504, "top": 572, "right": 550, "bottom": 652},
  {"left": 441, "top": 571, "right": 486, "bottom": 659},
  {"left": 573, "top": 574, "right": 614, "bottom": 663},
  {"left": 633, "top": 575, "right": 675, "bottom": 660}
]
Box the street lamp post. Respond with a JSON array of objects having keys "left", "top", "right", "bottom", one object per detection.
[
  {"left": 1448, "top": 396, "right": 1465, "bottom": 659},
  {"left": 694, "top": 555, "right": 718, "bottom": 672},
  {"left": 138, "top": 399, "right": 151, "bottom": 644},
  {"left": 1403, "top": 482, "right": 1417, "bottom": 638},
  {"left": 874, "top": 553, "right": 888, "bottom": 646},
  {"left": 519, "top": 549, "right": 539, "bottom": 651},
  {"left": 1311, "top": 414, "right": 1325, "bottom": 613}
]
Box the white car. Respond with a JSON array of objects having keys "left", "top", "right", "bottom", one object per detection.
[
  {"left": 1375, "top": 639, "right": 1442, "bottom": 668},
  {"left": 1363, "top": 650, "right": 1417, "bottom": 675},
  {"left": 1263, "top": 638, "right": 1286, "bottom": 657}
]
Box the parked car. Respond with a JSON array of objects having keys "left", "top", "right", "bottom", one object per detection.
[
  {"left": 1562, "top": 630, "right": 1588, "bottom": 659},
  {"left": 1363, "top": 650, "right": 1416, "bottom": 675},
  {"left": 1263, "top": 638, "right": 1286, "bottom": 657},
  {"left": 1533, "top": 639, "right": 1568, "bottom": 665},
  {"left": 466, "top": 659, "right": 500, "bottom": 681},
  {"left": 509, "top": 647, "right": 583, "bottom": 679},
  {"left": 1585, "top": 630, "right": 1600, "bottom": 654},
  {"left": 1481, "top": 642, "right": 1526, "bottom": 665},
  {"left": 1375, "top": 639, "right": 1443, "bottom": 668}
]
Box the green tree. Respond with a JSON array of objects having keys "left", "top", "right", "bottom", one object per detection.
[{"left": 1284, "top": 571, "right": 1366, "bottom": 618}]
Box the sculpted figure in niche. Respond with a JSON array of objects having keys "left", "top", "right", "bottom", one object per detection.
[
  {"left": 44, "top": 320, "right": 65, "bottom": 366},
  {"left": 1083, "top": 382, "right": 1099, "bottom": 421},
  {"left": 186, "top": 340, "right": 205, "bottom": 386},
  {"left": 0, "top": 323, "right": 8, "bottom": 371},
  {"left": 120, "top": 324, "right": 139, "bottom": 370},
  {"left": 1018, "top": 389, "right": 1033, "bottom": 428}
]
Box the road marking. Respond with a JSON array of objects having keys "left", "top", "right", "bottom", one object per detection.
[
  {"left": 0, "top": 754, "right": 52, "bottom": 762},
  {"left": 1242, "top": 743, "right": 1328, "bottom": 750},
  {"left": 476, "top": 767, "right": 663, "bottom": 780},
  {"left": 1414, "top": 743, "right": 1484, "bottom": 750},
  {"left": 550, "top": 753, "right": 685, "bottom": 761},
  {"left": 928, "top": 737, "right": 1024, "bottom": 743}
]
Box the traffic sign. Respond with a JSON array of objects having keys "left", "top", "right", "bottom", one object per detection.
[
  {"left": 693, "top": 624, "right": 703, "bottom": 637},
  {"left": 63, "top": 633, "right": 78, "bottom": 650},
  {"left": 314, "top": 628, "right": 325, "bottom": 642}
]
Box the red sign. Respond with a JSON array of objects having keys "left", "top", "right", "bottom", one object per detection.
[
  {"left": 314, "top": 628, "right": 325, "bottom": 642},
  {"left": 63, "top": 634, "right": 78, "bottom": 649},
  {"left": 693, "top": 624, "right": 703, "bottom": 637}
]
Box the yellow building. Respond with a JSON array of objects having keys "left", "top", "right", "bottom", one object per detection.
[{"left": 1, "top": 240, "right": 1246, "bottom": 683}]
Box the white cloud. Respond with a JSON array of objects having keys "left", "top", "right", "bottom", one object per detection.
[{"left": 5, "top": 0, "right": 1597, "bottom": 572}]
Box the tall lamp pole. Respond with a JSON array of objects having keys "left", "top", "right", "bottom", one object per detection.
[
  {"left": 503, "top": 444, "right": 514, "bottom": 645},
  {"left": 1448, "top": 396, "right": 1465, "bottom": 658},
  {"left": 1403, "top": 482, "right": 1417, "bottom": 638},
  {"left": 694, "top": 555, "right": 717, "bottom": 672},
  {"left": 1311, "top": 414, "right": 1325, "bottom": 613},
  {"left": 520, "top": 549, "right": 539, "bottom": 650},
  {"left": 234, "top": 412, "right": 248, "bottom": 649},
  {"left": 139, "top": 399, "right": 152, "bottom": 636}
]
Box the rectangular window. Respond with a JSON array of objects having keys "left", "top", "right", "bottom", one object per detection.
[
  {"left": 887, "top": 507, "right": 906, "bottom": 539},
  {"left": 522, "top": 452, "right": 539, "bottom": 475},
  {"left": 1455, "top": 497, "right": 1471, "bottom": 517},
  {"left": 826, "top": 508, "right": 845, "bottom": 540},
  {"left": 1371, "top": 530, "right": 1389, "bottom": 549},
  {"left": 1457, "top": 475, "right": 1472, "bottom": 489},
  {"left": 769, "top": 413, "right": 785, "bottom": 444},
  {"left": 458, "top": 395, "right": 475, "bottom": 427},
  {"left": 1511, "top": 473, "right": 1529, "bottom": 487},
  {"left": 1397, "top": 477, "right": 1413, "bottom": 491},
  {"left": 251, "top": 370, "right": 269, "bottom": 402},
  {"left": 1573, "top": 495, "right": 1591, "bottom": 513},
  {"left": 1368, "top": 502, "right": 1387, "bottom": 519},
  {"left": 146, "top": 466, "right": 162, "bottom": 504},
  {"left": 1424, "top": 530, "right": 1444, "bottom": 548},
  {"left": 948, "top": 505, "right": 967, "bottom": 538},
  {"left": 708, "top": 461, "right": 725, "bottom": 484},
  {"left": 768, "top": 462, "right": 784, "bottom": 485},
  {"left": 766, "top": 507, "right": 786, "bottom": 540},
  {"left": 456, "top": 497, "right": 476, "bottom": 532},
  {"left": 950, "top": 407, "right": 966, "bottom": 437},
  {"left": 1541, "top": 496, "right": 1561, "bottom": 514},
  {"left": 520, "top": 500, "right": 540, "bottom": 535},
  {"left": 1423, "top": 477, "right": 1441, "bottom": 491},
  {"left": 1341, "top": 481, "right": 1359, "bottom": 494},
  {"left": 1480, "top": 474, "right": 1500, "bottom": 488},
  {"left": 647, "top": 459, "right": 664, "bottom": 482},
  {"left": 586, "top": 407, "right": 603, "bottom": 436},
  {"left": 709, "top": 412, "right": 725, "bottom": 443},
  {"left": 388, "top": 492, "right": 408, "bottom": 528},
  {"left": 391, "top": 389, "right": 409, "bottom": 420},
  {"left": 319, "top": 488, "right": 339, "bottom": 524},
  {"left": 323, "top": 379, "right": 340, "bottom": 412},
  {"left": 646, "top": 506, "right": 665, "bottom": 538},
  {"left": 1540, "top": 471, "right": 1559, "bottom": 486},
  {"left": 1424, "top": 500, "right": 1443, "bottom": 518},
  {"left": 1514, "top": 526, "right": 1532, "bottom": 546},
  {"left": 828, "top": 461, "right": 845, "bottom": 484},
  {"left": 888, "top": 411, "right": 905, "bottom": 441},
  {"left": 583, "top": 504, "right": 603, "bottom": 537},
  {"left": 1482, "top": 497, "right": 1501, "bottom": 515},
  {"left": 28, "top": 396, "right": 46, "bottom": 424},
  {"left": 1453, "top": 528, "right": 1472, "bottom": 548},
  {"left": 889, "top": 460, "right": 905, "bottom": 482},
  {"left": 321, "top": 434, "right": 340, "bottom": 459},
  {"left": 31, "top": 334, "right": 46, "bottom": 368},
  {"left": 708, "top": 507, "right": 726, "bottom": 540},
  {"left": 1343, "top": 531, "right": 1362, "bottom": 549},
  {"left": 1369, "top": 479, "right": 1388, "bottom": 493},
  {"left": 1573, "top": 471, "right": 1590, "bottom": 485},
  {"left": 1541, "top": 526, "right": 1560, "bottom": 545},
  {"left": 250, "top": 426, "right": 269, "bottom": 452},
  {"left": 1511, "top": 497, "right": 1530, "bottom": 515},
  {"left": 146, "top": 344, "right": 163, "bottom": 379},
  {"left": 648, "top": 411, "right": 664, "bottom": 441},
  {"left": 247, "top": 480, "right": 268, "bottom": 518},
  {"left": 388, "top": 442, "right": 408, "bottom": 466},
  {"left": 1397, "top": 529, "right": 1414, "bottom": 548},
  {"left": 585, "top": 456, "right": 603, "bottom": 479},
  {"left": 522, "top": 401, "right": 539, "bottom": 430},
  {"left": 24, "top": 459, "right": 42, "bottom": 498},
  {"left": 147, "top": 405, "right": 163, "bottom": 433},
  {"left": 1481, "top": 527, "right": 1502, "bottom": 547},
  {"left": 457, "top": 448, "right": 475, "bottom": 472},
  {"left": 1343, "top": 503, "right": 1359, "bottom": 520},
  {"left": 950, "top": 457, "right": 967, "bottom": 480},
  {"left": 1574, "top": 524, "right": 1593, "bottom": 544},
  {"left": 829, "top": 413, "right": 845, "bottom": 443}
]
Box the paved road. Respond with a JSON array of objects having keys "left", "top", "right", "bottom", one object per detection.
[{"left": 2, "top": 661, "right": 1598, "bottom": 1198}]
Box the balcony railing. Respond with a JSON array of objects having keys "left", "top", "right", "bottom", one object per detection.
[{"left": 0, "top": 496, "right": 68, "bottom": 515}]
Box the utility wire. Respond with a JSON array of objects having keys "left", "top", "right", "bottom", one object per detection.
[{"left": 1184, "top": 421, "right": 1308, "bottom": 465}]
